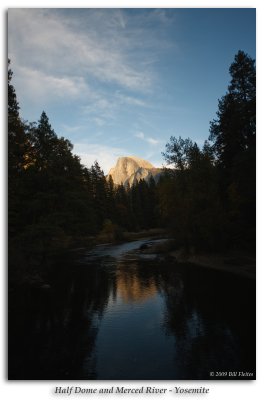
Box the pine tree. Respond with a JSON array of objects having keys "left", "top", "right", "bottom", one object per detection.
[
  {"left": 209, "top": 50, "right": 256, "bottom": 249},
  {"left": 32, "top": 111, "right": 57, "bottom": 171},
  {"left": 209, "top": 50, "right": 256, "bottom": 170},
  {"left": 8, "top": 60, "right": 29, "bottom": 174}
]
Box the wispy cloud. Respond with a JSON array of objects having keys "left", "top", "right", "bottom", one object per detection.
[
  {"left": 73, "top": 142, "right": 126, "bottom": 174},
  {"left": 135, "top": 132, "right": 145, "bottom": 140},
  {"left": 12, "top": 65, "right": 89, "bottom": 103},
  {"left": 92, "top": 117, "right": 106, "bottom": 127},
  {"left": 81, "top": 90, "right": 149, "bottom": 127},
  {"left": 116, "top": 92, "right": 148, "bottom": 107},
  {"left": 60, "top": 124, "right": 84, "bottom": 133},
  {"left": 135, "top": 131, "right": 160, "bottom": 146},
  {"left": 8, "top": 9, "right": 157, "bottom": 93}
]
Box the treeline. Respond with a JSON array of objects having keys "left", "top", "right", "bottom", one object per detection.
[{"left": 159, "top": 50, "right": 255, "bottom": 252}]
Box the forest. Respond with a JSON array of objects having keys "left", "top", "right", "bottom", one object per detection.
[{"left": 8, "top": 50, "right": 256, "bottom": 284}]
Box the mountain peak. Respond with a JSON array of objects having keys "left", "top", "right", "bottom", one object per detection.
[{"left": 107, "top": 156, "right": 162, "bottom": 186}]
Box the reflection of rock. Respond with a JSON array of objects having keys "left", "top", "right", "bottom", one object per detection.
[
  {"left": 107, "top": 156, "right": 162, "bottom": 186},
  {"left": 116, "top": 267, "right": 157, "bottom": 303}
]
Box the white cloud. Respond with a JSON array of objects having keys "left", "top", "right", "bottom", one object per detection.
[
  {"left": 12, "top": 65, "right": 90, "bottom": 105},
  {"left": 116, "top": 10, "right": 127, "bottom": 29},
  {"left": 116, "top": 93, "right": 147, "bottom": 107},
  {"left": 8, "top": 9, "right": 154, "bottom": 92},
  {"left": 146, "top": 137, "right": 159, "bottom": 145},
  {"left": 73, "top": 142, "right": 126, "bottom": 174},
  {"left": 134, "top": 131, "right": 160, "bottom": 146},
  {"left": 8, "top": 9, "right": 174, "bottom": 129},
  {"left": 81, "top": 91, "right": 148, "bottom": 126},
  {"left": 60, "top": 124, "right": 84, "bottom": 133},
  {"left": 81, "top": 94, "right": 117, "bottom": 124},
  {"left": 92, "top": 118, "right": 106, "bottom": 127},
  {"left": 135, "top": 132, "right": 145, "bottom": 139}
]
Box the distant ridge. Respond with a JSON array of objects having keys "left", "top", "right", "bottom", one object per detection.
[{"left": 107, "top": 156, "right": 162, "bottom": 186}]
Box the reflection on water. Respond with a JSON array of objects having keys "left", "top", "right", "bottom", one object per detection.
[
  {"left": 116, "top": 261, "right": 157, "bottom": 303},
  {"left": 9, "top": 239, "right": 256, "bottom": 380}
]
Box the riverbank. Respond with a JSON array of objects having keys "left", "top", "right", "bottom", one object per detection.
[
  {"left": 169, "top": 250, "right": 256, "bottom": 280},
  {"left": 139, "top": 239, "right": 256, "bottom": 280}
]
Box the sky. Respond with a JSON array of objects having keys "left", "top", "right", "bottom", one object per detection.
[{"left": 8, "top": 8, "right": 256, "bottom": 173}]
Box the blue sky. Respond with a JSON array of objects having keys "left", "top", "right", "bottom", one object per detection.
[{"left": 8, "top": 8, "right": 256, "bottom": 173}]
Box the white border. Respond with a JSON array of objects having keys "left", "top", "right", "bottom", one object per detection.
[{"left": 1, "top": 1, "right": 263, "bottom": 400}]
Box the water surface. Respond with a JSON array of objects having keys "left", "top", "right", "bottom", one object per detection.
[{"left": 9, "top": 238, "right": 256, "bottom": 379}]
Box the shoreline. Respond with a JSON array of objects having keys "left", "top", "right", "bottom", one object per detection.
[
  {"left": 138, "top": 238, "right": 256, "bottom": 280},
  {"left": 169, "top": 250, "right": 256, "bottom": 280}
]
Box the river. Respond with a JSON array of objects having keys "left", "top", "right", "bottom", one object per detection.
[{"left": 8, "top": 238, "right": 256, "bottom": 380}]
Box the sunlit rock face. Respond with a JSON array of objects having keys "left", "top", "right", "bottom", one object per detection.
[{"left": 107, "top": 156, "right": 162, "bottom": 186}]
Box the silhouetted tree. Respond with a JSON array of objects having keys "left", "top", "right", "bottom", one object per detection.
[
  {"left": 160, "top": 136, "right": 226, "bottom": 251},
  {"left": 209, "top": 50, "right": 256, "bottom": 249},
  {"left": 209, "top": 50, "right": 255, "bottom": 170},
  {"left": 8, "top": 60, "right": 29, "bottom": 174}
]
